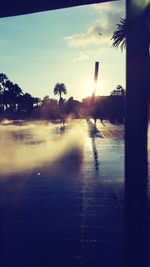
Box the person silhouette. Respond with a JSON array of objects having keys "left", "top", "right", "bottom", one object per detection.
[{"left": 100, "top": 115, "right": 105, "bottom": 126}]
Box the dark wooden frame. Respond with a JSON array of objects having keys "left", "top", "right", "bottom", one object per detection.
[
  {"left": 0, "top": 1, "right": 149, "bottom": 266},
  {"left": 125, "top": 1, "right": 149, "bottom": 267}
]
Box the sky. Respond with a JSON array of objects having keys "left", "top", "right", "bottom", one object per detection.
[{"left": 0, "top": 0, "right": 125, "bottom": 101}]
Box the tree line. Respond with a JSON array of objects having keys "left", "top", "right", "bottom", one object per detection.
[
  {"left": 0, "top": 73, "right": 40, "bottom": 119},
  {"left": 0, "top": 73, "right": 125, "bottom": 123}
]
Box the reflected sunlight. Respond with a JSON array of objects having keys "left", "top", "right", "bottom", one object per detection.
[{"left": 83, "top": 79, "right": 94, "bottom": 98}]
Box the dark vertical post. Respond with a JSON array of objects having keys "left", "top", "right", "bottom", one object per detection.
[
  {"left": 92, "top": 61, "right": 99, "bottom": 97},
  {"left": 94, "top": 61, "right": 99, "bottom": 82},
  {"left": 125, "top": 1, "right": 149, "bottom": 267}
]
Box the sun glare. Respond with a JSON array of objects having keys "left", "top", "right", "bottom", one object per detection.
[
  {"left": 82, "top": 78, "right": 109, "bottom": 98},
  {"left": 83, "top": 79, "right": 94, "bottom": 98}
]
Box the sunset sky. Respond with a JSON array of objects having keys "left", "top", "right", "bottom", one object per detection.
[{"left": 0, "top": 0, "right": 125, "bottom": 100}]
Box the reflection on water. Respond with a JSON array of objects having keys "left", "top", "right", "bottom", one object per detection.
[
  {"left": 0, "top": 120, "right": 85, "bottom": 176},
  {"left": 91, "top": 137, "right": 99, "bottom": 171},
  {"left": 0, "top": 119, "right": 125, "bottom": 183},
  {"left": 87, "top": 118, "right": 104, "bottom": 138},
  {"left": 86, "top": 119, "right": 103, "bottom": 171},
  {"left": 0, "top": 119, "right": 125, "bottom": 267}
]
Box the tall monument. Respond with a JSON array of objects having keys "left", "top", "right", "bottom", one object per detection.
[{"left": 92, "top": 61, "right": 99, "bottom": 97}]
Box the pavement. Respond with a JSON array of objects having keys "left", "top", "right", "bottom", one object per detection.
[{"left": 0, "top": 119, "right": 125, "bottom": 267}]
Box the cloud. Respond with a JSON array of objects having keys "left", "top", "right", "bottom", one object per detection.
[
  {"left": 73, "top": 52, "right": 89, "bottom": 61},
  {"left": 65, "top": 22, "right": 107, "bottom": 47},
  {"left": 65, "top": 0, "right": 125, "bottom": 47},
  {"left": 65, "top": 18, "right": 115, "bottom": 47},
  {"left": 91, "top": 0, "right": 125, "bottom": 14}
]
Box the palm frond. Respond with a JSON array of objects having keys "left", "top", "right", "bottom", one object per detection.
[{"left": 111, "top": 18, "right": 126, "bottom": 51}]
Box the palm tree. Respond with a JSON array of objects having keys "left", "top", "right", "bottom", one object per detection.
[
  {"left": 112, "top": 17, "right": 150, "bottom": 51},
  {"left": 111, "top": 18, "right": 127, "bottom": 51},
  {"left": 53, "top": 83, "right": 67, "bottom": 102}
]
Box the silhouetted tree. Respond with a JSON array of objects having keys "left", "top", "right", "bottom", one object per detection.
[
  {"left": 109, "top": 85, "right": 125, "bottom": 123},
  {"left": 0, "top": 84, "right": 3, "bottom": 114},
  {"left": 112, "top": 17, "right": 150, "bottom": 51},
  {"left": 65, "top": 97, "right": 81, "bottom": 118},
  {"left": 40, "top": 95, "right": 58, "bottom": 119},
  {"left": 0, "top": 73, "right": 8, "bottom": 85},
  {"left": 0, "top": 73, "right": 8, "bottom": 114},
  {"left": 110, "top": 85, "right": 125, "bottom": 96},
  {"left": 0, "top": 72, "right": 42, "bottom": 119},
  {"left": 33, "top": 97, "right": 41, "bottom": 106},
  {"left": 53, "top": 83, "right": 67, "bottom": 103},
  {"left": 4, "top": 81, "right": 23, "bottom": 112},
  {"left": 18, "top": 93, "right": 35, "bottom": 116},
  {"left": 111, "top": 18, "right": 126, "bottom": 51},
  {"left": 42, "top": 95, "right": 50, "bottom": 105}
]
